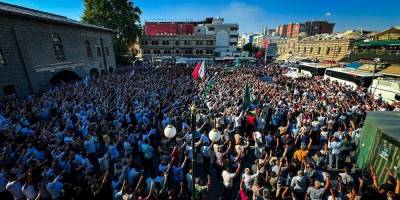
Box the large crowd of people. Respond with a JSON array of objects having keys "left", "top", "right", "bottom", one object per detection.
[{"left": 0, "top": 64, "right": 399, "bottom": 200}]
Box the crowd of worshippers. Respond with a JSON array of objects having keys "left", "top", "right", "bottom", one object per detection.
[{"left": 0, "top": 65, "right": 399, "bottom": 200}]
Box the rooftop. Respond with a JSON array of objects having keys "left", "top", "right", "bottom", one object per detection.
[{"left": 0, "top": 2, "right": 115, "bottom": 33}]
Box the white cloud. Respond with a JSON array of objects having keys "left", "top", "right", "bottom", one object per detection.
[{"left": 325, "top": 12, "right": 332, "bottom": 16}]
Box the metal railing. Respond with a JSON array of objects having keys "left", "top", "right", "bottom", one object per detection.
[{"left": 352, "top": 49, "right": 400, "bottom": 56}]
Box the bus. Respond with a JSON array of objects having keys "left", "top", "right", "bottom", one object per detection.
[
  {"left": 298, "top": 62, "right": 330, "bottom": 77},
  {"left": 324, "top": 67, "right": 383, "bottom": 89},
  {"left": 368, "top": 78, "right": 400, "bottom": 103}
]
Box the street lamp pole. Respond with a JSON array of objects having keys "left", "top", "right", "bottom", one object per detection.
[{"left": 190, "top": 103, "right": 196, "bottom": 200}]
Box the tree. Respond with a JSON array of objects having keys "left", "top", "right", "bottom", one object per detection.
[
  {"left": 242, "top": 43, "right": 259, "bottom": 56},
  {"left": 82, "top": 0, "right": 142, "bottom": 65}
]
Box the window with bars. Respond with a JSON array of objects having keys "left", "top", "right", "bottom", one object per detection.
[
  {"left": 0, "top": 48, "right": 5, "bottom": 65},
  {"left": 52, "top": 33, "right": 65, "bottom": 61},
  {"left": 97, "top": 47, "right": 101, "bottom": 56},
  {"left": 85, "top": 41, "right": 92, "bottom": 57}
]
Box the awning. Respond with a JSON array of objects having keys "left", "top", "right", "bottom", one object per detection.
[
  {"left": 293, "top": 56, "right": 310, "bottom": 61},
  {"left": 276, "top": 54, "right": 291, "bottom": 61},
  {"left": 380, "top": 64, "right": 400, "bottom": 77},
  {"left": 356, "top": 39, "right": 400, "bottom": 47},
  {"left": 346, "top": 62, "right": 363, "bottom": 69},
  {"left": 284, "top": 71, "right": 306, "bottom": 79},
  {"left": 358, "top": 64, "right": 377, "bottom": 72}
]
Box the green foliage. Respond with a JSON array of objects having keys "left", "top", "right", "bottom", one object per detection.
[
  {"left": 242, "top": 43, "right": 259, "bottom": 54},
  {"left": 82, "top": 0, "right": 142, "bottom": 64}
]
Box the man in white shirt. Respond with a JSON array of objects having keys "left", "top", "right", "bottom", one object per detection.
[
  {"left": 328, "top": 136, "right": 342, "bottom": 169},
  {"left": 234, "top": 111, "right": 244, "bottom": 130},
  {"left": 222, "top": 163, "right": 241, "bottom": 200},
  {"left": 241, "top": 168, "right": 259, "bottom": 190}
]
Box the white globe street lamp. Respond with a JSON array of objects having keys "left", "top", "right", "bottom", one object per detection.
[
  {"left": 164, "top": 124, "right": 177, "bottom": 139},
  {"left": 209, "top": 128, "right": 221, "bottom": 142}
]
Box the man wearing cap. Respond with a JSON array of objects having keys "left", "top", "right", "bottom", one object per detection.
[{"left": 328, "top": 136, "right": 342, "bottom": 169}]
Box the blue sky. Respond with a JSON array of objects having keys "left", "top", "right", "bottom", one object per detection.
[{"left": 3, "top": 0, "right": 400, "bottom": 34}]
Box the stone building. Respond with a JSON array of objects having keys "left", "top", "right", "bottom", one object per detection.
[
  {"left": 276, "top": 31, "right": 360, "bottom": 62},
  {"left": 0, "top": 2, "right": 116, "bottom": 98}
]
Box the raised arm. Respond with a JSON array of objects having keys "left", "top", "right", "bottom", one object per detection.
[
  {"left": 307, "top": 136, "right": 313, "bottom": 150},
  {"left": 323, "top": 176, "right": 331, "bottom": 193},
  {"left": 181, "top": 155, "right": 188, "bottom": 168},
  {"left": 235, "top": 163, "right": 241, "bottom": 175},
  {"left": 134, "top": 175, "right": 144, "bottom": 193},
  {"left": 370, "top": 165, "right": 379, "bottom": 190},
  {"left": 145, "top": 181, "right": 154, "bottom": 200}
]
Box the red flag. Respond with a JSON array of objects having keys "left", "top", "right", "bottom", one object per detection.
[
  {"left": 263, "top": 39, "right": 270, "bottom": 49},
  {"left": 255, "top": 51, "right": 264, "bottom": 58}
]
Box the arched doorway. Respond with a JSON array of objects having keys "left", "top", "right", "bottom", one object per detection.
[
  {"left": 108, "top": 67, "right": 114, "bottom": 73},
  {"left": 50, "top": 70, "right": 81, "bottom": 85},
  {"left": 89, "top": 68, "right": 99, "bottom": 78}
]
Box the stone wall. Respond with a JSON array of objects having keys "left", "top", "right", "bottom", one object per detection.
[{"left": 0, "top": 14, "right": 116, "bottom": 98}]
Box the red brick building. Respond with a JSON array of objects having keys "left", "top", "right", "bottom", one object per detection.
[
  {"left": 144, "top": 22, "right": 195, "bottom": 36},
  {"left": 277, "top": 25, "right": 288, "bottom": 37},
  {"left": 287, "top": 23, "right": 304, "bottom": 37},
  {"left": 277, "top": 21, "right": 334, "bottom": 38},
  {"left": 304, "top": 21, "right": 335, "bottom": 36}
]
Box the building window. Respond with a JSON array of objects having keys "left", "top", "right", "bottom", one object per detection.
[
  {"left": 326, "top": 47, "right": 330, "bottom": 55},
  {"left": 297, "top": 47, "right": 300, "bottom": 52},
  {"left": 197, "top": 29, "right": 201, "bottom": 33},
  {"left": 303, "top": 47, "right": 306, "bottom": 53},
  {"left": 230, "top": 27, "right": 238, "bottom": 31},
  {"left": 176, "top": 50, "right": 180, "bottom": 54},
  {"left": 52, "top": 33, "right": 65, "bottom": 61},
  {"left": 208, "top": 27, "right": 215, "bottom": 31},
  {"left": 105, "top": 47, "right": 110, "bottom": 56},
  {"left": 97, "top": 47, "right": 101, "bottom": 56},
  {"left": 310, "top": 47, "right": 313, "bottom": 53},
  {"left": 176, "top": 41, "right": 180, "bottom": 45},
  {"left": 162, "top": 40, "right": 169, "bottom": 45},
  {"left": 2, "top": 85, "right": 16, "bottom": 95},
  {"left": 318, "top": 47, "right": 321, "bottom": 54},
  {"left": 85, "top": 41, "right": 92, "bottom": 58},
  {"left": 337, "top": 47, "right": 341, "bottom": 53},
  {"left": 0, "top": 48, "right": 5, "bottom": 65}
]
